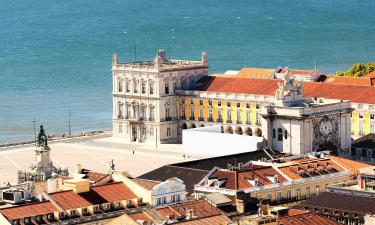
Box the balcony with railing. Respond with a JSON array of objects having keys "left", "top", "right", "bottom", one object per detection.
[
  {"left": 226, "top": 119, "right": 232, "bottom": 124},
  {"left": 217, "top": 118, "right": 223, "bottom": 123},
  {"left": 181, "top": 115, "right": 186, "bottom": 120},
  {"left": 199, "top": 117, "right": 204, "bottom": 121},
  {"left": 189, "top": 116, "right": 195, "bottom": 120},
  {"left": 208, "top": 117, "right": 213, "bottom": 122},
  {"left": 246, "top": 120, "right": 251, "bottom": 125},
  {"left": 148, "top": 117, "right": 155, "bottom": 122}
]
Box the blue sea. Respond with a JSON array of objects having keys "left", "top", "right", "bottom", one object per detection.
[{"left": 1, "top": 0, "right": 375, "bottom": 144}]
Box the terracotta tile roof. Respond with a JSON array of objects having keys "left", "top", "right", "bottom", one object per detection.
[
  {"left": 80, "top": 182, "right": 137, "bottom": 205},
  {"left": 208, "top": 164, "right": 287, "bottom": 190},
  {"left": 236, "top": 68, "right": 275, "bottom": 78},
  {"left": 323, "top": 75, "right": 373, "bottom": 86},
  {"left": 304, "top": 82, "right": 375, "bottom": 104},
  {"left": 301, "top": 192, "right": 375, "bottom": 215},
  {"left": 132, "top": 178, "right": 161, "bottom": 190},
  {"left": 128, "top": 212, "right": 153, "bottom": 224},
  {"left": 0, "top": 201, "right": 58, "bottom": 220},
  {"left": 279, "top": 68, "right": 315, "bottom": 75},
  {"left": 85, "top": 171, "right": 110, "bottom": 183},
  {"left": 277, "top": 158, "right": 344, "bottom": 180},
  {"left": 176, "top": 214, "right": 232, "bottom": 225},
  {"left": 49, "top": 190, "right": 92, "bottom": 210},
  {"left": 365, "top": 70, "right": 375, "bottom": 78},
  {"left": 193, "top": 76, "right": 375, "bottom": 104},
  {"left": 279, "top": 212, "right": 341, "bottom": 225},
  {"left": 330, "top": 156, "right": 372, "bottom": 176},
  {"left": 169, "top": 199, "right": 222, "bottom": 218},
  {"left": 157, "top": 206, "right": 180, "bottom": 218},
  {"left": 194, "top": 76, "right": 280, "bottom": 95}
]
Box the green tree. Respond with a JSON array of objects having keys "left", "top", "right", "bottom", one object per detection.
[{"left": 336, "top": 62, "right": 375, "bottom": 77}]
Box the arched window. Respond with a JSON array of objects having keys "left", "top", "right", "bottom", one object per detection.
[{"left": 278, "top": 128, "right": 283, "bottom": 141}]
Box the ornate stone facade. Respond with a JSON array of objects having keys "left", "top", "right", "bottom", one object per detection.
[{"left": 112, "top": 50, "right": 208, "bottom": 143}]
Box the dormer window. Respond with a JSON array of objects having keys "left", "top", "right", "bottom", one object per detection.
[
  {"left": 248, "top": 178, "right": 259, "bottom": 187},
  {"left": 266, "top": 175, "right": 278, "bottom": 183}
]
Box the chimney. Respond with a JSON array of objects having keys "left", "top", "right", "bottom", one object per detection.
[
  {"left": 236, "top": 199, "right": 245, "bottom": 214},
  {"left": 75, "top": 164, "right": 82, "bottom": 174}
]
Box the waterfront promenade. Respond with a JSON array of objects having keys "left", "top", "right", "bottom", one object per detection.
[{"left": 0, "top": 136, "right": 191, "bottom": 184}]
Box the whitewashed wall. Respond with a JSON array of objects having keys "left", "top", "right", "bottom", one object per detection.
[{"left": 182, "top": 125, "right": 263, "bottom": 157}]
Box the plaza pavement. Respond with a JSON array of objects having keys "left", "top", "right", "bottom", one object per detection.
[{"left": 0, "top": 137, "right": 200, "bottom": 185}]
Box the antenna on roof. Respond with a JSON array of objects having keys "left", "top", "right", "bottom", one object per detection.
[{"left": 313, "top": 58, "right": 317, "bottom": 71}]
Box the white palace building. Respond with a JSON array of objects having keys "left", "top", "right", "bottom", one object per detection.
[{"left": 112, "top": 50, "right": 352, "bottom": 156}]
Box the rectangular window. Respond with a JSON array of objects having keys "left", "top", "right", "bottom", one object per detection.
[
  {"left": 256, "top": 104, "right": 260, "bottom": 109},
  {"left": 371, "top": 124, "right": 375, "bottom": 133},
  {"left": 227, "top": 110, "right": 232, "bottom": 122},
  {"left": 149, "top": 83, "right": 154, "bottom": 94},
  {"left": 227, "top": 102, "right": 231, "bottom": 107},
  {"left": 190, "top": 107, "right": 194, "bottom": 119},
  {"left": 199, "top": 108, "right": 204, "bottom": 120},
  {"left": 162, "top": 197, "right": 167, "bottom": 204},
  {"left": 149, "top": 108, "right": 155, "bottom": 121},
  {"left": 176, "top": 194, "right": 181, "bottom": 202},
  {"left": 237, "top": 102, "right": 241, "bottom": 108},
  {"left": 237, "top": 110, "right": 241, "bottom": 123},
  {"left": 286, "top": 190, "right": 292, "bottom": 199},
  {"left": 173, "top": 82, "right": 177, "bottom": 93},
  {"left": 208, "top": 100, "right": 212, "bottom": 106},
  {"left": 359, "top": 113, "right": 364, "bottom": 119},
  {"left": 296, "top": 189, "right": 301, "bottom": 200},
  {"left": 277, "top": 192, "right": 282, "bottom": 201},
  {"left": 218, "top": 110, "right": 222, "bottom": 121},
  {"left": 190, "top": 99, "right": 194, "bottom": 105},
  {"left": 118, "top": 81, "right": 123, "bottom": 92},
  {"left": 246, "top": 111, "right": 250, "bottom": 124},
  {"left": 316, "top": 185, "right": 320, "bottom": 194},
  {"left": 157, "top": 198, "right": 161, "bottom": 205},
  {"left": 182, "top": 107, "right": 186, "bottom": 118},
  {"left": 199, "top": 99, "right": 203, "bottom": 105},
  {"left": 246, "top": 103, "right": 250, "bottom": 109},
  {"left": 284, "top": 130, "right": 288, "bottom": 139},
  {"left": 209, "top": 108, "right": 213, "bottom": 119},
  {"left": 359, "top": 123, "right": 364, "bottom": 134},
  {"left": 167, "top": 128, "right": 171, "bottom": 136},
  {"left": 371, "top": 114, "right": 375, "bottom": 120},
  {"left": 273, "top": 129, "right": 276, "bottom": 138},
  {"left": 141, "top": 82, "right": 146, "bottom": 94},
  {"left": 306, "top": 187, "right": 311, "bottom": 198},
  {"left": 126, "top": 80, "right": 130, "bottom": 92},
  {"left": 218, "top": 101, "right": 222, "bottom": 107},
  {"left": 165, "top": 83, "right": 169, "bottom": 94},
  {"left": 256, "top": 113, "right": 261, "bottom": 125},
  {"left": 134, "top": 80, "right": 139, "bottom": 93}
]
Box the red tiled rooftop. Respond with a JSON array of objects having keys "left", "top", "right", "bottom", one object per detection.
[
  {"left": 128, "top": 212, "right": 152, "bottom": 224},
  {"left": 236, "top": 68, "right": 275, "bottom": 78},
  {"left": 279, "top": 212, "right": 341, "bottom": 225},
  {"left": 208, "top": 164, "right": 287, "bottom": 190},
  {"left": 277, "top": 158, "right": 345, "bottom": 180},
  {"left": 176, "top": 214, "right": 232, "bottom": 225},
  {"left": 194, "top": 76, "right": 375, "bottom": 104},
  {"left": 169, "top": 199, "right": 222, "bottom": 218},
  {"left": 49, "top": 190, "right": 92, "bottom": 210},
  {"left": 323, "top": 75, "right": 373, "bottom": 86},
  {"left": 86, "top": 171, "right": 110, "bottom": 183},
  {"left": 0, "top": 201, "right": 58, "bottom": 220},
  {"left": 89, "top": 182, "right": 137, "bottom": 203},
  {"left": 330, "top": 156, "right": 372, "bottom": 176}
]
